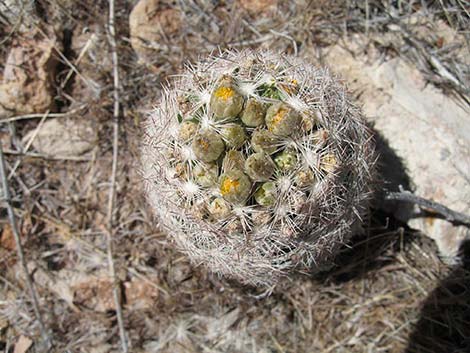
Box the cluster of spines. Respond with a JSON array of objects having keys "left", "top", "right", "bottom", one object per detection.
[{"left": 142, "top": 50, "right": 376, "bottom": 286}]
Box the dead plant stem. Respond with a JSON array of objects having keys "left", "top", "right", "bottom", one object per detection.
[
  {"left": 0, "top": 146, "right": 52, "bottom": 348},
  {"left": 106, "top": 0, "right": 129, "bottom": 351},
  {"left": 385, "top": 186, "right": 470, "bottom": 226}
]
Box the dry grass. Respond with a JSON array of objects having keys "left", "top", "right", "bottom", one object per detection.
[{"left": 0, "top": 0, "right": 469, "bottom": 352}]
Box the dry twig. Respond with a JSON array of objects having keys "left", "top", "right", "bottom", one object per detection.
[
  {"left": 385, "top": 186, "right": 470, "bottom": 226},
  {"left": 106, "top": 0, "right": 129, "bottom": 351},
  {"left": 0, "top": 146, "right": 52, "bottom": 348}
]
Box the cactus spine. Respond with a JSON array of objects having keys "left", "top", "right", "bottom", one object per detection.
[{"left": 142, "top": 50, "right": 376, "bottom": 287}]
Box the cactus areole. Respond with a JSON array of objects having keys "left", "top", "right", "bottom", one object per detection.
[{"left": 142, "top": 50, "right": 376, "bottom": 287}]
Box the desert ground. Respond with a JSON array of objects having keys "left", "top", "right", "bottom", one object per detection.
[{"left": 0, "top": 1, "right": 469, "bottom": 352}]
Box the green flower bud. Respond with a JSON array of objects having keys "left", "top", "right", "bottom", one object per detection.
[
  {"left": 251, "top": 129, "right": 278, "bottom": 155},
  {"left": 274, "top": 149, "right": 298, "bottom": 172},
  {"left": 254, "top": 182, "right": 277, "bottom": 207},
  {"left": 220, "top": 124, "right": 247, "bottom": 149},
  {"left": 222, "top": 150, "right": 245, "bottom": 172},
  {"left": 320, "top": 153, "right": 338, "bottom": 173},
  {"left": 191, "top": 130, "right": 225, "bottom": 162},
  {"left": 207, "top": 197, "right": 231, "bottom": 220},
  {"left": 193, "top": 163, "right": 218, "bottom": 187},
  {"left": 295, "top": 168, "right": 315, "bottom": 187},
  {"left": 245, "top": 152, "right": 275, "bottom": 182},
  {"left": 219, "top": 170, "right": 252, "bottom": 204},
  {"left": 257, "top": 83, "right": 282, "bottom": 100},
  {"left": 265, "top": 102, "right": 301, "bottom": 136},
  {"left": 210, "top": 76, "right": 244, "bottom": 120},
  {"left": 241, "top": 98, "right": 266, "bottom": 127},
  {"left": 178, "top": 120, "right": 199, "bottom": 141}
]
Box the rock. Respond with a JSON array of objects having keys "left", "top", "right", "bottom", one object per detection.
[
  {"left": 22, "top": 118, "right": 97, "bottom": 157},
  {"left": 315, "top": 37, "right": 470, "bottom": 259},
  {"left": 1, "top": 224, "right": 16, "bottom": 251},
  {"left": 0, "top": 28, "right": 60, "bottom": 117},
  {"left": 13, "top": 335, "right": 33, "bottom": 353},
  {"left": 129, "top": 0, "right": 182, "bottom": 65}
]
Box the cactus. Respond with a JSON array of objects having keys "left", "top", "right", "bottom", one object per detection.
[{"left": 142, "top": 50, "right": 376, "bottom": 287}]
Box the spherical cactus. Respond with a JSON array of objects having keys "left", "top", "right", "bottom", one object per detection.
[{"left": 141, "top": 50, "right": 376, "bottom": 287}]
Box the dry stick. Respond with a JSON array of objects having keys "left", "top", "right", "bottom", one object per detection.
[
  {"left": 385, "top": 186, "right": 470, "bottom": 226},
  {"left": 106, "top": 0, "right": 128, "bottom": 352},
  {"left": 7, "top": 110, "right": 49, "bottom": 180},
  {"left": 2, "top": 148, "right": 93, "bottom": 162},
  {"left": 0, "top": 104, "right": 87, "bottom": 124},
  {"left": 0, "top": 146, "right": 52, "bottom": 348}
]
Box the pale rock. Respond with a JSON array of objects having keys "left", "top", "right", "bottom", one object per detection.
[
  {"left": 13, "top": 335, "right": 33, "bottom": 353},
  {"left": 23, "top": 118, "right": 97, "bottom": 157},
  {"left": 129, "top": 0, "right": 182, "bottom": 64},
  {"left": 0, "top": 28, "right": 59, "bottom": 117},
  {"left": 313, "top": 37, "right": 470, "bottom": 259}
]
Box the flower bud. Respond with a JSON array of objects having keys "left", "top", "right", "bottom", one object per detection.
[
  {"left": 254, "top": 182, "right": 277, "bottom": 207},
  {"left": 295, "top": 168, "right": 316, "bottom": 187},
  {"left": 178, "top": 120, "right": 199, "bottom": 141},
  {"left": 222, "top": 150, "right": 245, "bottom": 172},
  {"left": 245, "top": 152, "right": 275, "bottom": 182},
  {"left": 265, "top": 102, "right": 301, "bottom": 136},
  {"left": 241, "top": 98, "right": 266, "bottom": 127},
  {"left": 210, "top": 76, "right": 244, "bottom": 120},
  {"left": 320, "top": 153, "right": 338, "bottom": 173},
  {"left": 219, "top": 170, "right": 252, "bottom": 204},
  {"left": 193, "top": 163, "right": 218, "bottom": 187},
  {"left": 191, "top": 130, "right": 225, "bottom": 162},
  {"left": 220, "top": 124, "right": 247, "bottom": 149},
  {"left": 207, "top": 197, "right": 231, "bottom": 220},
  {"left": 274, "top": 149, "right": 298, "bottom": 172},
  {"left": 251, "top": 129, "right": 278, "bottom": 155}
]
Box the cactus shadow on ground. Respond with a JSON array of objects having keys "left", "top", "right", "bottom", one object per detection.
[
  {"left": 405, "top": 240, "right": 470, "bottom": 353},
  {"left": 308, "top": 126, "right": 416, "bottom": 284}
]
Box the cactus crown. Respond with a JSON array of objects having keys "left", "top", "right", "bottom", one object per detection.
[{"left": 142, "top": 50, "right": 376, "bottom": 287}]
